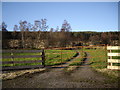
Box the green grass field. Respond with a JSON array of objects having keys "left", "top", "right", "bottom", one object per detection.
[
  {"left": 45, "top": 49, "right": 76, "bottom": 66},
  {"left": 2, "top": 49, "right": 77, "bottom": 66},
  {"left": 2, "top": 47, "right": 120, "bottom": 68},
  {"left": 83, "top": 47, "right": 120, "bottom": 68},
  {"left": 83, "top": 48, "right": 108, "bottom": 69}
]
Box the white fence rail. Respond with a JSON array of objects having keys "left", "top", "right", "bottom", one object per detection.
[{"left": 107, "top": 46, "right": 120, "bottom": 70}]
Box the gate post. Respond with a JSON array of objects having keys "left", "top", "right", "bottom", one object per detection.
[
  {"left": 42, "top": 49, "right": 45, "bottom": 67},
  {"left": 11, "top": 49, "right": 14, "bottom": 66},
  {"left": 105, "top": 44, "right": 108, "bottom": 68}
]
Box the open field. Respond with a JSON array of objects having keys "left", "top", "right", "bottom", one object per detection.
[
  {"left": 45, "top": 49, "right": 77, "bottom": 66},
  {"left": 2, "top": 49, "right": 77, "bottom": 66},
  {"left": 2, "top": 47, "right": 120, "bottom": 67},
  {"left": 83, "top": 47, "right": 120, "bottom": 68},
  {"left": 83, "top": 48, "right": 108, "bottom": 69}
]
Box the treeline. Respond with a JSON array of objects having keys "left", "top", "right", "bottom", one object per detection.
[
  {"left": 1, "top": 19, "right": 120, "bottom": 49},
  {"left": 2, "top": 31, "right": 120, "bottom": 49}
]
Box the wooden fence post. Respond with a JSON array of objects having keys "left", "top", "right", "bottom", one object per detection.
[
  {"left": 42, "top": 49, "right": 45, "bottom": 67},
  {"left": 11, "top": 49, "right": 14, "bottom": 66},
  {"left": 82, "top": 45, "right": 83, "bottom": 59},
  {"left": 105, "top": 44, "right": 108, "bottom": 68},
  {"left": 61, "top": 48, "right": 62, "bottom": 64}
]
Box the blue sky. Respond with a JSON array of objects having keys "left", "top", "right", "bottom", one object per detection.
[{"left": 2, "top": 2, "right": 118, "bottom": 32}]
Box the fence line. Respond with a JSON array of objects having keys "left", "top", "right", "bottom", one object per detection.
[
  {"left": 3, "top": 44, "right": 118, "bottom": 71},
  {"left": 45, "top": 44, "right": 106, "bottom": 50},
  {"left": 2, "top": 49, "right": 45, "bottom": 71},
  {"left": 107, "top": 46, "right": 120, "bottom": 70}
]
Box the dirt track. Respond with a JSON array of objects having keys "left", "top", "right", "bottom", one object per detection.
[{"left": 2, "top": 53, "right": 119, "bottom": 88}]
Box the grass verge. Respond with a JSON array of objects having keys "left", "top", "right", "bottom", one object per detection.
[{"left": 83, "top": 47, "right": 120, "bottom": 80}]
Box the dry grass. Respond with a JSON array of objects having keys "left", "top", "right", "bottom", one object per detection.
[
  {"left": 96, "top": 68, "right": 120, "bottom": 77},
  {"left": 1, "top": 68, "right": 46, "bottom": 80}
]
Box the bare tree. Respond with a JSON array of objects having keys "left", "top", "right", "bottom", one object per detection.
[
  {"left": 19, "top": 20, "right": 33, "bottom": 48},
  {"left": 9, "top": 25, "right": 19, "bottom": 48},
  {"left": 2, "top": 22, "right": 7, "bottom": 31},
  {"left": 13, "top": 25, "right": 19, "bottom": 31},
  {"left": 89, "top": 35, "right": 100, "bottom": 45},
  {"left": 55, "top": 26, "right": 59, "bottom": 32},
  {"left": 41, "top": 19, "right": 49, "bottom": 31},
  {"left": 13, "top": 25, "right": 19, "bottom": 38},
  {"left": 19, "top": 20, "right": 25, "bottom": 48},
  {"left": 59, "top": 20, "right": 72, "bottom": 47},
  {"left": 13, "top": 19, "right": 48, "bottom": 49},
  {"left": 34, "top": 19, "right": 48, "bottom": 31},
  {"left": 61, "top": 20, "right": 72, "bottom": 32},
  {"left": 101, "top": 32, "right": 110, "bottom": 45},
  {"left": 34, "top": 19, "right": 48, "bottom": 38},
  {"left": 48, "top": 28, "right": 54, "bottom": 47},
  {"left": 2, "top": 22, "right": 9, "bottom": 48},
  {"left": 33, "top": 19, "right": 48, "bottom": 48}
]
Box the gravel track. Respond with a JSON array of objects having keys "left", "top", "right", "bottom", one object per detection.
[{"left": 2, "top": 52, "right": 119, "bottom": 88}]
